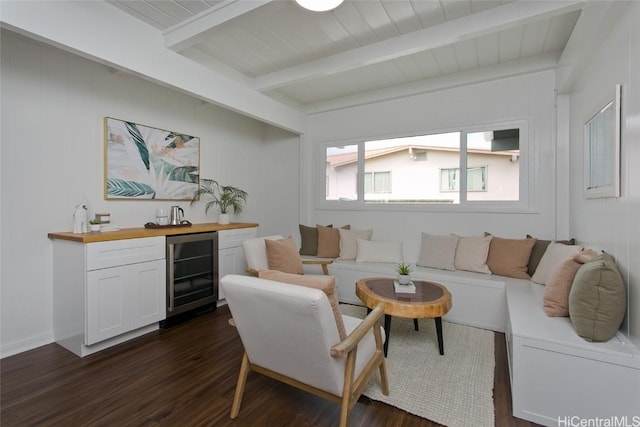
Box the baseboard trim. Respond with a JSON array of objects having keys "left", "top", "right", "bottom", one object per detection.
[{"left": 1, "top": 332, "right": 54, "bottom": 359}]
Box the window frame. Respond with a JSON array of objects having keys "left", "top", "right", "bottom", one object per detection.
[{"left": 317, "top": 119, "right": 530, "bottom": 213}]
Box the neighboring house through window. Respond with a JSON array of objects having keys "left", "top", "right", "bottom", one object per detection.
[{"left": 323, "top": 121, "right": 524, "bottom": 209}]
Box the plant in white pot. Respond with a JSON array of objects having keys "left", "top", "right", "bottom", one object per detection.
[
  {"left": 88, "top": 218, "right": 102, "bottom": 233},
  {"left": 191, "top": 179, "right": 248, "bottom": 225},
  {"left": 395, "top": 262, "right": 413, "bottom": 285}
]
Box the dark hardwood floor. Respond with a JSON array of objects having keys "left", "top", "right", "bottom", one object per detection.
[{"left": 1, "top": 305, "right": 540, "bottom": 426}]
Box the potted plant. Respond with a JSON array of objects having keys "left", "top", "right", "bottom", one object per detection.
[
  {"left": 191, "top": 179, "right": 248, "bottom": 225},
  {"left": 396, "top": 262, "right": 413, "bottom": 285},
  {"left": 89, "top": 218, "right": 101, "bottom": 233}
]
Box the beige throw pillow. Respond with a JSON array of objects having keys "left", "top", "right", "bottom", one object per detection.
[
  {"left": 417, "top": 233, "right": 459, "bottom": 271},
  {"left": 264, "top": 237, "right": 304, "bottom": 275},
  {"left": 338, "top": 228, "right": 373, "bottom": 260},
  {"left": 258, "top": 269, "right": 347, "bottom": 340},
  {"left": 531, "top": 243, "right": 583, "bottom": 285},
  {"left": 544, "top": 249, "right": 596, "bottom": 317},
  {"left": 526, "top": 236, "right": 576, "bottom": 276},
  {"left": 486, "top": 235, "right": 537, "bottom": 279},
  {"left": 454, "top": 235, "right": 492, "bottom": 274}
]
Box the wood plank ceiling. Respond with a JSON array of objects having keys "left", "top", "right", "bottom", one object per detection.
[{"left": 107, "top": 0, "right": 583, "bottom": 112}]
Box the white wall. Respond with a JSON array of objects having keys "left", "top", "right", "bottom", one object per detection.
[
  {"left": 0, "top": 0, "right": 306, "bottom": 134},
  {"left": 568, "top": 1, "right": 640, "bottom": 347},
  {"left": 0, "top": 31, "right": 300, "bottom": 357},
  {"left": 306, "top": 71, "right": 560, "bottom": 260}
]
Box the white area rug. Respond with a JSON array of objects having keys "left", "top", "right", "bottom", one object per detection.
[{"left": 340, "top": 304, "right": 495, "bottom": 427}]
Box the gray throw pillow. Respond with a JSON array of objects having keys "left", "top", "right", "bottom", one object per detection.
[{"left": 568, "top": 252, "right": 626, "bottom": 342}]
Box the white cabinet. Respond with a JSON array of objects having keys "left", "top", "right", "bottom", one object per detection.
[
  {"left": 217, "top": 227, "right": 257, "bottom": 300},
  {"left": 52, "top": 236, "right": 166, "bottom": 357},
  {"left": 86, "top": 259, "right": 165, "bottom": 345}
]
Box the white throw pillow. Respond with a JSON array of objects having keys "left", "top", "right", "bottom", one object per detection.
[
  {"left": 454, "top": 235, "right": 492, "bottom": 274},
  {"left": 417, "top": 233, "right": 459, "bottom": 271},
  {"left": 356, "top": 239, "right": 403, "bottom": 263},
  {"left": 338, "top": 228, "right": 373, "bottom": 259},
  {"left": 531, "top": 242, "right": 584, "bottom": 285}
]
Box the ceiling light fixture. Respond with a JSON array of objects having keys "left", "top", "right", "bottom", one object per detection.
[{"left": 294, "top": 0, "right": 344, "bottom": 12}]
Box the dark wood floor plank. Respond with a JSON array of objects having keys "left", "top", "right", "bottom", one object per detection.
[{"left": 1, "top": 305, "right": 540, "bottom": 426}]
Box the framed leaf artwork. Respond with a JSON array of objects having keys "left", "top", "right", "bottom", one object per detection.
[{"left": 104, "top": 117, "right": 200, "bottom": 200}]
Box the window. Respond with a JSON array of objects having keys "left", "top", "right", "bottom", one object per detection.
[
  {"left": 465, "top": 130, "right": 518, "bottom": 201},
  {"left": 363, "top": 133, "right": 460, "bottom": 203},
  {"left": 468, "top": 167, "right": 487, "bottom": 191},
  {"left": 440, "top": 168, "right": 459, "bottom": 192},
  {"left": 364, "top": 171, "right": 391, "bottom": 193},
  {"left": 441, "top": 167, "right": 487, "bottom": 192},
  {"left": 325, "top": 144, "right": 358, "bottom": 201},
  {"left": 322, "top": 121, "right": 524, "bottom": 209}
]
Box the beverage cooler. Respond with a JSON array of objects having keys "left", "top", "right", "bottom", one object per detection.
[{"left": 165, "top": 232, "right": 218, "bottom": 322}]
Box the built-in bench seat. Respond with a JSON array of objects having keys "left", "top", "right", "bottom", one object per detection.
[
  {"left": 506, "top": 281, "right": 640, "bottom": 426},
  {"left": 303, "top": 257, "right": 640, "bottom": 425},
  {"left": 304, "top": 259, "right": 510, "bottom": 332}
]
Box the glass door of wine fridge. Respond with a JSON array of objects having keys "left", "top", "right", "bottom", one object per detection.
[{"left": 166, "top": 232, "right": 218, "bottom": 318}]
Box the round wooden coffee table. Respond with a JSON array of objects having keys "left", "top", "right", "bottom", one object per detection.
[{"left": 356, "top": 277, "right": 452, "bottom": 356}]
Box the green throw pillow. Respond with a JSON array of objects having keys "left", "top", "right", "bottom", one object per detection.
[{"left": 568, "top": 252, "right": 626, "bottom": 342}]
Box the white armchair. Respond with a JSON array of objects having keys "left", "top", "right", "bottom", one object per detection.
[
  {"left": 221, "top": 274, "right": 389, "bottom": 427},
  {"left": 242, "top": 234, "right": 333, "bottom": 275}
]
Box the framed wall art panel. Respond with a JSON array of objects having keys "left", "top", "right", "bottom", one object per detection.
[{"left": 104, "top": 117, "right": 200, "bottom": 200}]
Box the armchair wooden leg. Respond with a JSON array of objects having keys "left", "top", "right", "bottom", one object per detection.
[
  {"left": 230, "top": 352, "right": 250, "bottom": 419},
  {"left": 339, "top": 350, "right": 357, "bottom": 427},
  {"left": 321, "top": 264, "right": 329, "bottom": 275},
  {"left": 379, "top": 357, "right": 389, "bottom": 396},
  {"left": 373, "top": 325, "right": 390, "bottom": 396}
]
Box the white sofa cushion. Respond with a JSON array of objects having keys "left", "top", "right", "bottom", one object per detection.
[{"left": 355, "top": 239, "right": 403, "bottom": 263}]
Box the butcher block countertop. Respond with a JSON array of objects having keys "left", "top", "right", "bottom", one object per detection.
[{"left": 48, "top": 222, "right": 259, "bottom": 243}]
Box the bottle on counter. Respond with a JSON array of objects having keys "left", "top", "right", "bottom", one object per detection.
[{"left": 73, "top": 205, "right": 88, "bottom": 233}]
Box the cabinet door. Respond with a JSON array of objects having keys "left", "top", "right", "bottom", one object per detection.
[
  {"left": 86, "top": 260, "right": 166, "bottom": 345},
  {"left": 86, "top": 266, "right": 130, "bottom": 345},
  {"left": 218, "top": 247, "right": 248, "bottom": 299},
  {"left": 128, "top": 259, "right": 166, "bottom": 329}
]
